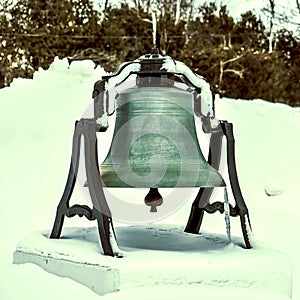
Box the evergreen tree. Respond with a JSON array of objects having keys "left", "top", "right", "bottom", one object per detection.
[
  {"left": 0, "top": 0, "right": 101, "bottom": 87},
  {"left": 99, "top": 3, "right": 152, "bottom": 70},
  {"left": 233, "top": 11, "right": 268, "bottom": 51}
]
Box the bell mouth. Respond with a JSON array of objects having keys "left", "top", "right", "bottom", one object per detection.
[{"left": 100, "top": 164, "right": 225, "bottom": 188}]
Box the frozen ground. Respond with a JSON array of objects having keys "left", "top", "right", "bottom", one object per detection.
[
  {"left": 0, "top": 58, "right": 299, "bottom": 299},
  {"left": 13, "top": 225, "right": 292, "bottom": 299}
]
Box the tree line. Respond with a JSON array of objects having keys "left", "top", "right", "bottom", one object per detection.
[{"left": 0, "top": 0, "right": 299, "bottom": 106}]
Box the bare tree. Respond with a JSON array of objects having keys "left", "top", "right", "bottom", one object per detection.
[
  {"left": 150, "top": 0, "right": 157, "bottom": 47},
  {"left": 261, "top": 0, "right": 276, "bottom": 52},
  {"left": 219, "top": 53, "right": 245, "bottom": 94},
  {"left": 268, "top": 0, "right": 275, "bottom": 53},
  {"left": 175, "top": 0, "right": 181, "bottom": 26}
]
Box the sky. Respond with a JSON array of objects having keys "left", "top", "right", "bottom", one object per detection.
[
  {"left": 218, "top": 0, "right": 300, "bottom": 31},
  {"left": 96, "top": 0, "right": 300, "bottom": 33}
]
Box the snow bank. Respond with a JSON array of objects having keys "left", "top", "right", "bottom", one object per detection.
[{"left": 14, "top": 226, "right": 292, "bottom": 297}]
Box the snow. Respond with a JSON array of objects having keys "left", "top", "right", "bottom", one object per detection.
[
  {"left": 223, "top": 188, "right": 232, "bottom": 242},
  {"left": 161, "top": 57, "right": 218, "bottom": 126},
  {"left": 0, "top": 58, "right": 299, "bottom": 299},
  {"left": 13, "top": 226, "right": 292, "bottom": 297}
]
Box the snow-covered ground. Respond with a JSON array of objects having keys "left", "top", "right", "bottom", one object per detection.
[{"left": 0, "top": 58, "right": 299, "bottom": 299}]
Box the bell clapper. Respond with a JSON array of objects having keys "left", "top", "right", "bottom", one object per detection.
[{"left": 144, "top": 188, "right": 163, "bottom": 212}]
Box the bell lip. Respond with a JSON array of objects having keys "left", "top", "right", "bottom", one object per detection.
[
  {"left": 99, "top": 166, "right": 226, "bottom": 188},
  {"left": 100, "top": 182, "right": 226, "bottom": 188}
]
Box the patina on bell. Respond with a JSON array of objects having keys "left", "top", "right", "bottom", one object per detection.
[{"left": 100, "top": 80, "right": 225, "bottom": 189}]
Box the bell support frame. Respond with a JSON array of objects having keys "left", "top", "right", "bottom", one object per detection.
[
  {"left": 185, "top": 121, "right": 253, "bottom": 249},
  {"left": 50, "top": 50, "right": 253, "bottom": 256}
]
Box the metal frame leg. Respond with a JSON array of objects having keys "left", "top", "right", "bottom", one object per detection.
[
  {"left": 50, "top": 121, "right": 82, "bottom": 239},
  {"left": 222, "top": 121, "right": 253, "bottom": 249},
  {"left": 50, "top": 119, "right": 120, "bottom": 257},
  {"left": 185, "top": 122, "right": 253, "bottom": 249},
  {"left": 83, "top": 120, "right": 120, "bottom": 257}
]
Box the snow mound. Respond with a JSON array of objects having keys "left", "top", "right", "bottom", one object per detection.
[{"left": 14, "top": 225, "right": 292, "bottom": 298}]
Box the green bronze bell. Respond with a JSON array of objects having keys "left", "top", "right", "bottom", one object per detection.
[{"left": 100, "top": 83, "right": 225, "bottom": 189}]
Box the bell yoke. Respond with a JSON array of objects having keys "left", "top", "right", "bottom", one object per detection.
[{"left": 50, "top": 49, "right": 253, "bottom": 257}]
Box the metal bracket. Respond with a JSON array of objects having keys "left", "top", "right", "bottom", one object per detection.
[
  {"left": 185, "top": 121, "right": 253, "bottom": 249},
  {"left": 50, "top": 118, "right": 119, "bottom": 257}
]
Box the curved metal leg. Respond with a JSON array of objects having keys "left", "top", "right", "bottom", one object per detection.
[
  {"left": 83, "top": 120, "right": 121, "bottom": 257},
  {"left": 185, "top": 188, "right": 213, "bottom": 234},
  {"left": 50, "top": 121, "right": 82, "bottom": 239},
  {"left": 50, "top": 119, "right": 121, "bottom": 257},
  {"left": 185, "top": 121, "right": 253, "bottom": 249},
  {"left": 185, "top": 129, "right": 223, "bottom": 233},
  {"left": 222, "top": 121, "right": 253, "bottom": 249},
  {"left": 240, "top": 214, "right": 253, "bottom": 249}
]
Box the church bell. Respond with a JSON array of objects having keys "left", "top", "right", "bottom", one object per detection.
[{"left": 100, "top": 78, "right": 225, "bottom": 189}]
